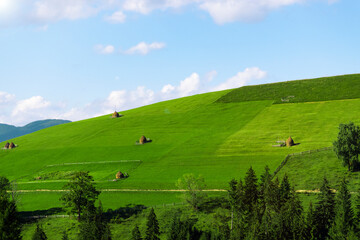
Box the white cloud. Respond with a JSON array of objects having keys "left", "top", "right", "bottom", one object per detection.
[
  {"left": 178, "top": 73, "right": 201, "bottom": 97},
  {"left": 0, "top": 67, "right": 266, "bottom": 125},
  {"left": 32, "top": 0, "right": 99, "bottom": 22},
  {"left": 161, "top": 84, "right": 176, "bottom": 94},
  {"left": 160, "top": 72, "right": 201, "bottom": 99},
  {"left": 205, "top": 70, "right": 217, "bottom": 82},
  {"left": 200, "top": 0, "right": 305, "bottom": 24},
  {"left": 0, "top": 92, "right": 15, "bottom": 104},
  {"left": 12, "top": 96, "right": 51, "bottom": 116},
  {"left": 125, "top": 42, "right": 166, "bottom": 55},
  {"left": 122, "top": 0, "right": 194, "bottom": 14},
  {"left": 0, "top": 0, "right": 336, "bottom": 26},
  {"left": 94, "top": 44, "right": 115, "bottom": 54},
  {"left": 35, "top": 24, "right": 49, "bottom": 31},
  {"left": 212, "top": 67, "right": 267, "bottom": 91},
  {"left": 105, "top": 10, "right": 126, "bottom": 23}
]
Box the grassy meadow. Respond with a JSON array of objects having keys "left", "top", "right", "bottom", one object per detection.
[{"left": 1, "top": 74, "right": 360, "bottom": 214}]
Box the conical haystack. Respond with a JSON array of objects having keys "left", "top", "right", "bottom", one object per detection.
[
  {"left": 116, "top": 171, "right": 124, "bottom": 179},
  {"left": 9, "top": 142, "right": 16, "bottom": 149},
  {"left": 286, "top": 136, "right": 295, "bottom": 147},
  {"left": 4, "top": 142, "right": 9, "bottom": 149},
  {"left": 112, "top": 111, "right": 120, "bottom": 118},
  {"left": 139, "top": 135, "right": 147, "bottom": 144}
]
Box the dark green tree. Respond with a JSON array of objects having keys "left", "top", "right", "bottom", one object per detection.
[
  {"left": 131, "top": 225, "right": 142, "bottom": 240},
  {"left": 279, "top": 174, "right": 291, "bottom": 204},
  {"left": 277, "top": 189, "right": 306, "bottom": 240},
  {"left": 60, "top": 171, "right": 100, "bottom": 220},
  {"left": 62, "top": 231, "right": 69, "bottom": 240},
  {"left": 228, "top": 179, "right": 246, "bottom": 240},
  {"left": 243, "top": 167, "right": 258, "bottom": 212},
  {"left": 305, "top": 202, "right": 316, "bottom": 240},
  {"left": 313, "top": 177, "right": 336, "bottom": 240},
  {"left": 329, "top": 177, "right": 354, "bottom": 239},
  {"left": 0, "top": 176, "right": 21, "bottom": 240},
  {"left": 78, "top": 201, "right": 112, "bottom": 240},
  {"left": 32, "top": 224, "right": 47, "bottom": 240},
  {"left": 145, "top": 208, "right": 160, "bottom": 240},
  {"left": 333, "top": 122, "right": 360, "bottom": 171}
]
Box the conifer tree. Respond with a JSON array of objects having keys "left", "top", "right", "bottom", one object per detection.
[
  {"left": 32, "top": 224, "right": 47, "bottom": 240},
  {"left": 132, "top": 225, "right": 142, "bottom": 240},
  {"left": 78, "top": 201, "right": 112, "bottom": 240},
  {"left": 0, "top": 176, "right": 21, "bottom": 240},
  {"left": 145, "top": 208, "right": 160, "bottom": 240},
  {"left": 62, "top": 231, "right": 69, "bottom": 240},
  {"left": 279, "top": 174, "right": 291, "bottom": 203},
  {"left": 329, "top": 177, "right": 354, "bottom": 239},
  {"left": 305, "top": 202, "right": 316, "bottom": 240},
  {"left": 278, "top": 188, "right": 305, "bottom": 240},
  {"left": 244, "top": 167, "right": 258, "bottom": 212},
  {"left": 313, "top": 177, "right": 336, "bottom": 239},
  {"left": 228, "top": 179, "right": 246, "bottom": 240}
]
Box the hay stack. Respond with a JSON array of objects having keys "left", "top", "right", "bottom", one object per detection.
[
  {"left": 9, "top": 142, "right": 16, "bottom": 149},
  {"left": 139, "top": 135, "right": 147, "bottom": 144},
  {"left": 286, "top": 136, "right": 295, "bottom": 147},
  {"left": 116, "top": 171, "right": 124, "bottom": 179},
  {"left": 4, "top": 142, "right": 9, "bottom": 149},
  {"left": 112, "top": 111, "right": 120, "bottom": 118}
]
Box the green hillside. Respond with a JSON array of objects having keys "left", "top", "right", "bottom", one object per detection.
[
  {"left": 217, "top": 73, "right": 360, "bottom": 104},
  {"left": 0, "top": 119, "right": 71, "bottom": 142},
  {"left": 1, "top": 74, "right": 360, "bottom": 212}
]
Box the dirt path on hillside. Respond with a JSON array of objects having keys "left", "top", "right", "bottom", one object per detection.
[
  {"left": 13, "top": 189, "right": 336, "bottom": 193},
  {"left": 14, "top": 189, "right": 228, "bottom": 193}
]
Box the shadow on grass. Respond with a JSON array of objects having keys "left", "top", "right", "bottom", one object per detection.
[
  {"left": 19, "top": 207, "right": 64, "bottom": 223},
  {"left": 105, "top": 204, "right": 146, "bottom": 223}
]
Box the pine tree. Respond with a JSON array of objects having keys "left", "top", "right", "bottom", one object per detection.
[
  {"left": 0, "top": 176, "right": 21, "bottom": 240},
  {"left": 329, "top": 177, "right": 354, "bottom": 239},
  {"left": 244, "top": 167, "right": 258, "bottom": 212},
  {"left": 279, "top": 174, "right": 291, "bottom": 204},
  {"left": 32, "top": 224, "right": 47, "bottom": 240},
  {"left": 305, "top": 202, "right": 316, "bottom": 239},
  {"left": 62, "top": 231, "right": 69, "bottom": 240},
  {"left": 278, "top": 188, "right": 305, "bottom": 240},
  {"left": 228, "top": 179, "right": 246, "bottom": 240},
  {"left": 132, "top": 225, "right": 142, "bottom": 240},
  {"left": 313, "top": 177, "right": 336, "bottom": 240},
  {"left": 145, "top": 208, "right": 160, "bottom": 240},
  {"left": 78, "top": 201, "right": 112, "bottom": 240}
]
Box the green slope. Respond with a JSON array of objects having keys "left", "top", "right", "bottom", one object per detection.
[
  {"left": 0, "top": 119, "right": 71, "bottom": 142},
  {"left": 217, "top": 73, "right": 360, "bottom": 104},
  {"left": 1, "top": 74, "right": 360, "bottom": 211}
]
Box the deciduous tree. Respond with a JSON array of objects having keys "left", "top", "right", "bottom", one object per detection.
[
  {"left": 176, "top": 174, "right": 207, "bottom": 211},
  {"left": 60, "top": 171, "right": 100, "bottom": 220},
  {"left": 333, "top": 122, "right": 360, "bottom": 171}
]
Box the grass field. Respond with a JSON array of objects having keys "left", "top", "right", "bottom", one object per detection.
[
  {"left": 276, "top": 149, "right": 360, "bottom": 192},
  {"left": 1, "top": 74, "right": 360, "bottom": 212},
  {"left": 217, "top": 74, "right": 360, "bottom": 104}
]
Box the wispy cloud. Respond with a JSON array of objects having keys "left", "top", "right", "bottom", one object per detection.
[
  {"left": 212, "top": 67, "right": 267, "bottom": 91},
  {"left": 0, "top": 0, "right": 336, "bottom": 26},
  {"left": 125, "top": 42, "right": 166, "bottom": 55},
  {"left": 1, "top": 67, "right": 267, "bottom": 125},
  {"left": 94, "top": 44, "right": 115, "bottom": 55},
  {"left": 104, "top": 10, "right": 126, "bottom": 23}
]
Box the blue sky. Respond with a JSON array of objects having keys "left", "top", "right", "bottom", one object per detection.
[{"left": 0, "top": 0, "right": 359, "bottom": 125}]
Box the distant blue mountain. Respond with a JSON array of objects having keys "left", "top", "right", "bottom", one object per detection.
[{"left": 0, "top": 119, "right": 71, "bottom": 142}]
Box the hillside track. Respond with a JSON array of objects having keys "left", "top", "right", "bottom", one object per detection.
[{"left": 13, "top": 189, "right": 332, "bottom": 193}]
